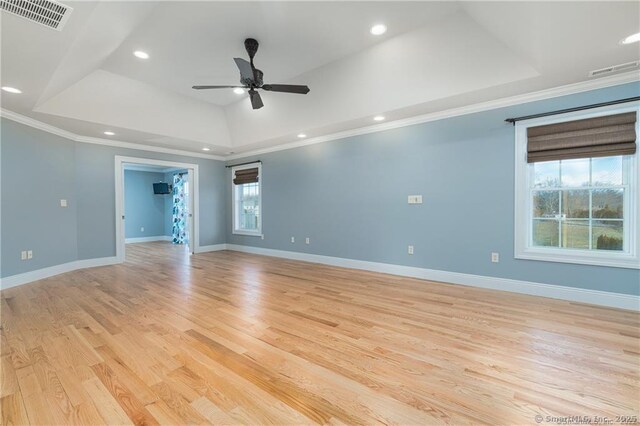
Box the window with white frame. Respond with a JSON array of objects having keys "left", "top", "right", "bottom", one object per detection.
[
  {"left": 514, "top": 104, "right": 639, "bottom": 269},
  {"left": 232, "top": 163, "right": 262, "bottom": 236}
]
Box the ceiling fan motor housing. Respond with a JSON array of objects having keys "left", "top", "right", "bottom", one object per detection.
[
  {"left": 244, "top": 38, "right": 259, "bottom": 59},
  {"left": 240, "top": 68, "right": 263, "bottom": 87}
]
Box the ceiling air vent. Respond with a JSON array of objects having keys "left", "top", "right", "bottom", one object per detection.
[
  {"left": 0, "top": 0, "right": 73, "bottom": 31},
  {"left": 589, "top": 61, "right": 640, "bottom": 78}
]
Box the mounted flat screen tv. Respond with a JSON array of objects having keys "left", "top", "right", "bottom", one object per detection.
[{"left": 153, "top": 182, "right": 171, "bottom": 194}]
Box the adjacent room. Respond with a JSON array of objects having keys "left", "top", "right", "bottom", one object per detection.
[
  {"left": 1, "top": 1, "right": 639, "bottom": 425},
  {"left": 123, "top": 163, "right": 193, "bottom": 252}
]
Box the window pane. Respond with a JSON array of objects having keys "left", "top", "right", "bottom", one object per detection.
[
  {"left": 592, "top": 220, "right": 623, "bottom": 251},
  {"left": 533, "top": 191, "right": 559, "bottom": 218},
  {"left": 592, "top": 188, "right": 623, "bottom": 219},
  {"left": 235, "top": 182, "right": 260, "bottom": 231},
  {"left": 560, "top": 220, "right": 589, "bottom": 249},
  {"left": 560, "top": 158, "right": 590, "bottom": 187},
  {"left": 562, "top": 190, "right": 589, "bottom": 218},
  {"left": 592, "top": 156, "right": 623, "bottom": 186},
  {"left": 533, "top": 219, "right": 559, "bottom": 247},
  {"left": 533, "top": 161, "right": 560, "bottom": 188}
]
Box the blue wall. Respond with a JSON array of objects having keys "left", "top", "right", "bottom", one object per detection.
[
  {"left": 1, "top": 122, "right": 78, "bottom": 275},
  {"left": 1, "top": 82, "right": 639, "bottom": 296},
  {"left": 227, "top": 82, "right": 640, "bottom": 296},
  {"left": 1, "top": 118, "right": 227, "bottom": 277},
  {"left": 124, "top": 170, "right": 168, "bottom": 239}
]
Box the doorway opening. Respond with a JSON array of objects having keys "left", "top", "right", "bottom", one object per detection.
[{"left": 115, "top": 156, "right": 200, "bottom": 263}]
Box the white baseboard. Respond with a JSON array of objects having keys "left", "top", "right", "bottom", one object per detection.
[
  {"left": 225, "top": 244, "right": 639, "bottom": 311},
  {"left": 0, "top": 256, "right": 120, "bottom": 290},
  {"left": 195, "top": 244, "right": 227, "bottom": 254},
  {"left": 3, "top": 244, "right": 636, "bottom": 311},
  {"left": 125, "top": 236, "right": 172, "bottom": 244}
]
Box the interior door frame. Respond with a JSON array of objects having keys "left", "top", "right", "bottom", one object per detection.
[{"left": 114, "top": 155, "right": 200, "bottom": 263}]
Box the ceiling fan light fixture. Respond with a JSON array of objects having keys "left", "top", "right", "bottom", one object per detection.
[
  {"left": 373, "top": 115, "right": 385, "bottom": 121},
  {"left": 370, "top": 24, "right": 387, "bottom": 35},
  {"left": 133, "top": 50, "right": 149, "bottom": 59},
  {"left": 297, "top": 133, "right": 307, "bottom": 138},
  {"left": 233, "top": 88, "right": 245, "bottom": 94},
  {"left": 1, "top": 86, "right": 22, "bottom": 94},
  {"left": 104, "top": 131, "right": 115, "bottom": 136},
  {"left": 620, "top": 32, "right": 640, "bottom": 45},
  {"left": 202, "top": 147, "right": 211, "bottom": 151}
]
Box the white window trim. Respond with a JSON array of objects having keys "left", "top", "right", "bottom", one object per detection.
[
  {"left": 232, "top": 162, "right": 263, "bottom": 237},
  {"left": 514, "top": 102, "right": 640, "bottom": 269}
]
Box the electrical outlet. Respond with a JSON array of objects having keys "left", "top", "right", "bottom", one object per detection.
[
  {"left": 140, "top": 227, "right": 144, "bottom": 232},
  {"left": 27, "top": 250, "right": 33, "bottom": 260},
  {"left": 21, "top": 251, "right": 27, "bottom": 260},
  {"left": 408, "top": 195, "right": 423, "bottom": 204},
  {"left": 305, "top": 237, "right": 310, "bottom": 245},
  {"left": 491, "top": 252, "right": 499, "bottom": 263},
  {"left": 408, "top": 245, "right": 414, "bottom": 255},
  {"left": 291, "top": 237, "right": 295, "bottom": 243},
  {"left": 60, "top": 199, "right": 67, "bottom": 207}
]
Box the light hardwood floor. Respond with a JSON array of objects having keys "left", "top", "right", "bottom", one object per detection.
[{"left": 1, "top": 242, "right": 638, "bottom": 425}]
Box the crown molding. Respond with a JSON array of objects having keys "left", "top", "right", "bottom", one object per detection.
[
  {"left": 226, "top": 71, "right": 640, "bottom": 161},
  {"left": 1, "top": 71, "right": 638, "bottom": 163},
  {"left": 0, "top": 109, "right": 226, "bottom": 161}
]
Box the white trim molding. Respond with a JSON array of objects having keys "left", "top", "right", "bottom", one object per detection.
[
  {"left": 1, "top": 72, "right": 637, "bottom": 163},
  {"left": 194, "top": 244, "right": 227, "bottom": 253},
  {"left": 224, "top": 244, "right": 639, "bottom": 311},
  {"left": 125, "top": 236, "right": 172, "bottom": 244},
  {"left": 514, "top": 101, "right": 640, "bottom": 269},
  {"left": 2, "top": 245, "right": 636, "bottom": 311},
  {"left": 0, "top": 109, "right": 225, "bottom": 161},
  {"left": 115, "top": 156, "right": 201, "bottom": 262},
  {"left": 231, "top": 162, "right": 263, "bottom": 237},
  {"left": 227, "top": 71, "right": 640, "bottom": 160},
  {"left": 0, "top": 256, "right": 119, "bottom": 290}
]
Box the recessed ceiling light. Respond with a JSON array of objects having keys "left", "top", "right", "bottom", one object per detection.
[
  {"left": 297, "top": 133, "right": 307, "bottom": 138},
  {"left": 104, "top": 131, "right": 115, "bottom": 136},
  {"left": 370, "top": 24, "right": 387, "bottom": 36},
  {"left": 133, "top": 50, "right": 149, "bottom": 59},
  {"left": 1, "top": 86, "right": 22, "bottom": 94},
  {"left": 233, "top": 88, "right": 245, "bottom": 94},
  {"left": 620, "top": 32, "right": 640, "bottom": 45},
  {"left": 202, "top": 147, "right": 211, "bottom": 151},
  {"left": 373, "top": 115, "right": 385, "bottom": 121}
]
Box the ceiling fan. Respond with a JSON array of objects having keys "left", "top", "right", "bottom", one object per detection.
[{"left": 192, "top": 38, "right": 310, "bottom": 110}]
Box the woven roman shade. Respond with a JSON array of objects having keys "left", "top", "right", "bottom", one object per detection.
[
  {"left": 527, "top": 112, "right": 637, "bottom": 163},
  {"left": 233, "top": 167, "right": 259, "bottom": 185}
]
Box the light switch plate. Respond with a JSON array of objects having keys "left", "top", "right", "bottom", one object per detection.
[
  {"left": 21, "top": 251, "right": 27, "bottom": 260},
  {"left": 305, "top": 237, "right": 310, "bottom": 245},
  {"left": 408, "top": 195, "right": 423, "bottom": 204},
  {"left": 60, "top": 199, "right": 67, "bottom": 207},
  {"left": 491, "top": 252, "right": 499, "bottom": 263},
  {"left": 408, "top": 245, "right": 414, "bottom": 255},
  {"left": 27, "top": 250, "right": 33, "bottom": 260}
]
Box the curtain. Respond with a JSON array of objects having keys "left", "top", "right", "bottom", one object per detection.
[{"left": 172, "top": 173, "right": 187, "bottom": 244}]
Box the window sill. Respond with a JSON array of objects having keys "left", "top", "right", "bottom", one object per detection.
[
  {"left": 232, "top": 230, "right": 263, "bottom": 237},
  {"left": 515, "top": 247, "right": 640, "bottom": 269}
]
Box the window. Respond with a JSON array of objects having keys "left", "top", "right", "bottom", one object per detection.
[
  {"left": 232, "top": 163, "right": 262, "bottom": 236},
  {"left": 515, "top": 104, "right": 639, "bottom": 269}
]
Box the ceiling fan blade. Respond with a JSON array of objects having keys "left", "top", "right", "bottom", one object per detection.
[
  {"left": 249, "top": 89, "right": 264, "bottom": 109},
  {"left": 234, "top": 58, "right": 255, "bottom": 83},
  {"left": 192, "top": 85, "right": 246, "bottom": 90},
  {"left": 261, "top": 84, "right": 310, "bottom": 94}
]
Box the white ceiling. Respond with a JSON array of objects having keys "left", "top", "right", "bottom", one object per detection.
[{"left": 1, "top": 1, "right": 639, "bottom": 157}]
